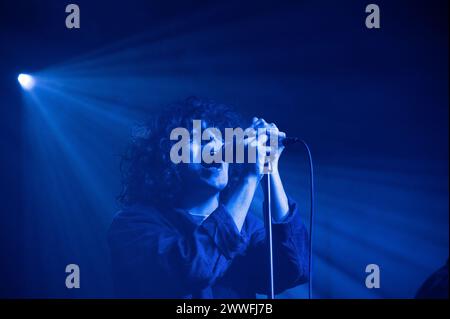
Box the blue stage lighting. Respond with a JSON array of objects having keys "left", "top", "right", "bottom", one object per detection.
[{"left": 18, "top": 73, "right": 35, "bottom": 90}]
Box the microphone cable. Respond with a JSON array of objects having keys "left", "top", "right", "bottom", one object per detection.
[{"left": 299, "top": 140, "right": 314, "bottom": 300}]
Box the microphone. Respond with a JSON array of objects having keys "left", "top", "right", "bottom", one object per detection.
[
  {"left": 281, "top": 136, "right": 301, "bottom": 147},
  {"left": 219, "top": 136, "right": 301, "bottom": 153}
]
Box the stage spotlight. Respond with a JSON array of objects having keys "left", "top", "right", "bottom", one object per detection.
[{"left": 18, "top": 73, "right": 35, "bottom": 90}]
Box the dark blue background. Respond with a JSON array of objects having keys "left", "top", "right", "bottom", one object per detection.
[{"left": 0, "top": 0, "right": 448, "bottom": 298}]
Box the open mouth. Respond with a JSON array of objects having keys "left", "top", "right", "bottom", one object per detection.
[{"left": 201, "top": 161, "right": 222, "bottom": 169}]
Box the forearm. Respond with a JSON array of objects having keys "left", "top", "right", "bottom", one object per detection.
[
  {"left": 237, "top": 201, "right": 309, "bottom": 295},
  {"left": 223, "top": 176, "right": 259, "bottom": 232},
  {"left": 269, "top": 170, "right": 290, "bottom": 222}
]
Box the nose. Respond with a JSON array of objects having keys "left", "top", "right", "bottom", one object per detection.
[{"left": 208, "top": 134, "right": 224, "bottom": 153}]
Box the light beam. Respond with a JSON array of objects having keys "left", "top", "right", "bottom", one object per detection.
[{"left": 18, "top": 73, "right": 35, "bottom": 90}]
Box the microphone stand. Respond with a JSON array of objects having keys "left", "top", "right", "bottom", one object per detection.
[
  {"left": 262, "top": 164, "right": 275, "bottom": 299},
  {"left": 260, "top": 137, "right": 313, "bottom": 299}
]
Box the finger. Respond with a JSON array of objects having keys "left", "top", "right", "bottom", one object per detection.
[
  {"left": 266, "top": 126, "right": 286, "bottom": 141},
  {"left": 249, "top": 134, "right": 268, "bottom": 148},
  {"left": 253, "top": 118, "right": 268, "bottom": 128},
  {"left": 257, "top": 134, "right": 268, "bottom": 145},
  {"left": 244, "top": 136, "right": 257, "bottom": 145},
  {"left": 257, "top": 148, "right": 269, "bottom": 161},
  {"left": 267, "top": 124, "right": 279, "bottom": 135},
  {"left": 258, "top": 145, "right": 272, "bottom": 154},
  {"left": 253, "top": 119, "right": 262, "bottom": 128},
  {"left": 250, "top": 140, "right": 258, "bottom": 148}
]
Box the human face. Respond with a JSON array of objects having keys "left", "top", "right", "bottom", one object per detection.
[{"left": 178, "top": 122, "right": 229, "bottom": 192}]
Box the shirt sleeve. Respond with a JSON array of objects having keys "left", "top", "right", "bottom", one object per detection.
[
  {"left": 201, "top": 204, "right": 249, "bottom": 259},
  {"left": 231, "top": 197, "right": 310, "bottom": 295},
  {"left": 107, "top": 205, "right": 249, "bottom": 297}
]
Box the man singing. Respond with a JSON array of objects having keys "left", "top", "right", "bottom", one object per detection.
[{"left": 108, "top": 97, "right": 309, "bottom": 298}]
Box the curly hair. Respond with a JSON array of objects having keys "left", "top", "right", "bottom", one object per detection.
[{"left": 118, "top": 96, "right": 243, "bottom": 207}]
